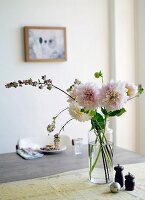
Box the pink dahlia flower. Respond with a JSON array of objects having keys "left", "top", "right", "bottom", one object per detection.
[
  {"left": 76, "top": 83, "right": 100, "bottom": 110},
  {"left": 125, "top": 82, "right": 138, "bottom": 98},
  {"left": 99, "top": 81, "right": 128, "bottom": 111}
]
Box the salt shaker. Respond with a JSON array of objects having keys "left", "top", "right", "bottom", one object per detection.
[
  {"left": 114, "top": 164, "right": 124, "bottom": 187},
  {"left": 125, "top": 172, "right": 135, "bottom": 191}
]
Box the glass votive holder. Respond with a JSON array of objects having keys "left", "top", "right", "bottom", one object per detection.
[{"left": 72, "top": 138, "right": 83, "bottom": 155}]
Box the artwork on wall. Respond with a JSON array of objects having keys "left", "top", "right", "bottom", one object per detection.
[{"left": 24, "top": 26, "right": 67, "bottom": 62}]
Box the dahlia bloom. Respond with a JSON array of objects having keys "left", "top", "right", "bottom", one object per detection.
[
  {"left": 75, "top": 83, "right": 100, "bottom": 110},
  {"left": 99, "top": 80, "right": 128, "bottom": 111},
  {"left": 68, "top": 102, "right": 91, "bottom": 122},
  {"left": 125, "top": 82, "right": 138, "bottom": 98}
]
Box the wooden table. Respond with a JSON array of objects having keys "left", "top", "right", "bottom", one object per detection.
[{"left": 0, "top": 146, "right": 145, "bottom": 183}]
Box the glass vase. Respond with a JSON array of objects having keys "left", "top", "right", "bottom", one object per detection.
[{"left": 88, "top": 127, "right": 113, "bottom": 184}]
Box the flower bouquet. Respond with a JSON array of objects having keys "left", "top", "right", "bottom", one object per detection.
[{"left": 6, "top": 71, "right": 144, "bottom": 184}]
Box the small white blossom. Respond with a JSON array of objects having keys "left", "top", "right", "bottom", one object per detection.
[
  {"left": 47, "top": 119, "right": 55, "bottom": 132},
  {"left": 125, "top": 82, "right": 138, "bottom": 98}
]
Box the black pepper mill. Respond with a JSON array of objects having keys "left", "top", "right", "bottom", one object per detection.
[
  {"left": 114, "top": 164, "right": 124, "bottom": 187},
  {"left": 125, "top": 172, "right": 135, "bottom": 191}
]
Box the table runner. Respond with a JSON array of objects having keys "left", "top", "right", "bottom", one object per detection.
[{"left": 0, "top": 163, "right": 145, "bottom": 200}]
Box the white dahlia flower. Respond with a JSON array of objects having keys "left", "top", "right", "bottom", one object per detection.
[{"left": 68, "top": 102, "right": 91, "bottom": 122}]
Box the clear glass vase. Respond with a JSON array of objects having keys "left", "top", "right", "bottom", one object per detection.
[{"left": 88, "top": 127, "right": 113, "bottom": 184}]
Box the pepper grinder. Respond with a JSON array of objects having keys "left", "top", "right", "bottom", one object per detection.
[
  {"left": 114, "top": 164, "right": 124, "bottom": 187},
  {"left": 125, "top": 172, "right": 135, "bottom": 191}
]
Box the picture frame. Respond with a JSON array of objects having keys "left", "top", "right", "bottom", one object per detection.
[{"left": 24, "top": 26, "right": 67, "bottom": 62}]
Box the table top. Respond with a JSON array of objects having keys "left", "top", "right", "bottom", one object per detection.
[{"left": 0, "top": 146, "right": 145, "bottom": 183}]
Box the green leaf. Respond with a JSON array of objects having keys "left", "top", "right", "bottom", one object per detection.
[
  {"left": 93, "top": 112, "right": 104, "bottom": 121},
  {"left": 91, "top": 112, "right": 105, "bottom": 130},
  {"left": 80, "top": 108, "right": 85, "bottom": 112},
  {"left": 101, "top": 107, "right": 108, "bottom": 116},
  {"left": 108, "top": 108, "right": 126, "bottom": 117},
  {"left": 80, "top": 108, "right": 89, "bottom": 114},
  {"left": 89, "top": 110, "right": 97, "bottom": 117}
]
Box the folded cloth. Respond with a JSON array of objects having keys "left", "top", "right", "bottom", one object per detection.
[{"left": 16, "top": 148, "right": 44, "bottom": 160}]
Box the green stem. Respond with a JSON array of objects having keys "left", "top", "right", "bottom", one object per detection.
[
  {"left": 98, "top": 131, "right": 109, "bottom": 182},
  {"left": 89, "top": 130, "right": 99, "bottom": 180},
  {"left": 101, "top": 76, "right": 104, "bottom": 84},
  {"left": 89, "top": 128, "right": 113, "bottom": 182},
  {"left": 89, "top": 145, "right": 102, "bottom": 179},
  {"left": 101, "top": 147, "right": 108, "bottom": 182},
  {"left": 89, "top": 130, "right": 103, "bottom": 179},
  {"left": 103, "top": 145, "right": 112, "bottom": 167}
]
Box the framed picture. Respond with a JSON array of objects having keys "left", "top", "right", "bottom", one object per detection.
[{"left": 24, "top": 26, "right": 67, "bottom": 62}]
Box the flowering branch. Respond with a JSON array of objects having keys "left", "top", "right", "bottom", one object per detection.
[
  {"left": 5, "top": 76, "right": 78, "bottom": 136},
  {"left": 58, "top": 118, "right": 74, "bottom": 135},
  {"left": 47, "top": 108, "right": 68, "bottom": 133},
  {"left": 5, "top": 75, "right": 75, "bottom": 100},
  {"left": 55, "top": 108, "right": 68, "bottom": 118},
  {"left": 128, "top": 84, "right": 144, "bottom": 101},
  {"left": 52, "top": 85, "right": 75, "bottom": 100}
]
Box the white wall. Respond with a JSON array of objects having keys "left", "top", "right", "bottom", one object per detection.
[
  {"left": 111, "top": 0, "right": 137, "bottom": 151},
  {"left": 0, "top": 0, "right": 110, "bottom": 153},
  {"left": 135, "top": 0, "right": 145, "bottom": 154}
]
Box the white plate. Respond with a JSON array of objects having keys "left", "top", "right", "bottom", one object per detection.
[{"left": 38, "top": 145, "right": 67, "bottom": 154}]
